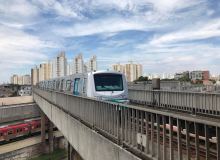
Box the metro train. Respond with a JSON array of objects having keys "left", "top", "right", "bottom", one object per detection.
[
  {"left": 37, "top": 70, "right": 129, "bottom": 104},
  {"left": 0, "top": 118, "right": 48, "bottom": 141}
]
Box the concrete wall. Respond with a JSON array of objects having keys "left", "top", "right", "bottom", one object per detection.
[
  {"left": 0, "top": 103, "right": 40, "bottom": 124},
  {"left": 0, "top": 137, "right": 66, "bottom": 160},
  {"left": 0, "top": 96, "right": 34, "bottom": 106},
  {"left": 34, "top": 93, "right": 141, "bottom": 160}
]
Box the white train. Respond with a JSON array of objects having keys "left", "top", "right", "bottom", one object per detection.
[{"left": 37, "top": 70, "right": 129, "bottom": 104}]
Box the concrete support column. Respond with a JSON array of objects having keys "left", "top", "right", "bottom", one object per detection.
[
  {"left": 41, "top": 110, "right": 46, "bottom": 153},
  {"left": 68, "top": 142, "right": 71, "bottom": 160},
  {"left": 70, "top": 145, "right": 83, "bottom": 160},
  {"left": 48, "top": 119, "right": 54, "bottom": 153}
]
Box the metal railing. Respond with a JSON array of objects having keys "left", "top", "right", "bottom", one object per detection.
[
  {"left": 129, "top": 89, "right": 220, "bottom": 116},
  {"left": 33, "top": 87, "right": 220, "bottom": 160}
]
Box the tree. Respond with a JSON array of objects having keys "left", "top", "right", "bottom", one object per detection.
[{"left": 134, "top": 76, "right": 148, "bottom": 82}]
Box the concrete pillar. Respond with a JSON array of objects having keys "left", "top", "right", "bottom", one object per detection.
[
  {"left": 71, "top": 147, "right": 83, "bottom": 160},
  {"left": 68, "top": 142, "right": 71, "bottom": 160},
  {"left": 41, "top": 110, "right": 46, "bottom": 153},
  {"left": 48, "top": 119, "right": 54, "bottom": 153}
]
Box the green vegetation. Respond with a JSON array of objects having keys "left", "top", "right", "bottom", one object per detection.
[
  {"left": 9, "top": 84, "right": 20, "bottom": 91},
  {"left": 178, "top": 77, "right": 191, "bottom": 82},
  {"left": 29, "top": 149, "right": 67, "bottom": 160},
  {"left": 9, "top": 91, "right": 17, "bottom": 97},
  {"left": 161, "top": 78, "right": 175, "bottom": 81},
  {"left": 209, "top": 79, "right": 216, "bottom": 84},
  {"left": 134, "top": 76, "right": 148, "bottom": 82}
]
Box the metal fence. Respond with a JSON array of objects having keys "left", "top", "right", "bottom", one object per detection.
[
  {"left": 33, "top": 87, "right": 220, "bottom": 160},
  {"left": 129, "top": 89, "right": 220, "bottom": 116}
]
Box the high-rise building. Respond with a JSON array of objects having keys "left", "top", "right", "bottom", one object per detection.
[
  {"left": 10, "top": 75, "right": 17, "bottom": 84},
  {"left": 72, "top": 53, "right": 84, "bottom": 74},
  {"left": 112, "top": 61, "right": 142, "bottom": 82},
  {"left": 136, "top": 63, "right": 142, "bottom": 78},
  {"left": 87, "top": 56, "right": 97, "bottom": 72},
  {"left": 14, "top": 76, "right": 18, "bottom": 84},
  {"left": 18, "top": 76, "right": 23, "bottom": 85},
  {"left": 67, "top": 64, "right": 70, "bottom": 75},
  {"left": 50, "top": 63, "right": 53, "bottom": 78},
  {"left": 53, "top": 51, "right": 67, "bottom": 78},
  {"left": 31, "top": 65, "right": 39, "bottom": 85},
  {"left": 22, "top": 75, "right": 31, "bottom": 85},
  {"left": 112, "top": 62, "right": 124, "bottom": 73},
  {"left": 84, "top": 65, "right": 87, "bottom": 72},
  {"left": 39, "top": 59, "right": 51, "bottom": 81}
]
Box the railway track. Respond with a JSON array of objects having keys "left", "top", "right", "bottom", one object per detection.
[{"left": 123, "top": 119, "right": 217, "bottom": 160}]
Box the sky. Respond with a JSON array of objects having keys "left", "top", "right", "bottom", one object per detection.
[{"left": 1, "top": 0, "right": 220, "bottom": 83}]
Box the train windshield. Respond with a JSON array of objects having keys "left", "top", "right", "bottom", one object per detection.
[{"left": 94, "top": 74, "right": 123, "bottom": 91}]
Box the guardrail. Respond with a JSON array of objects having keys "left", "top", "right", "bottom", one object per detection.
[
  {"left": 33, "top": 87, "right": 220, "bottom": 160},
  {"left": 129, "top": 89, "right": 220, "bottom": 116}
]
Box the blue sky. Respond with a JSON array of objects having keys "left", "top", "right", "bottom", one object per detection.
[{"left": 1, "top": 0, "right": 220, "bottom": 83}]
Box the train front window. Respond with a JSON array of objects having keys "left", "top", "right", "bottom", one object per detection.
[{"left": 94, "top": 74, "right": 123, "bottom": 91}]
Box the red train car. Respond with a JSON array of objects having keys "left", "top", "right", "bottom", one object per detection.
[{"left": 0, "top": 118, "right": 48, "bottom": 142}]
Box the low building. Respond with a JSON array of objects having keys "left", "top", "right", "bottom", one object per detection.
[
  {"left": 18, "top": 86, "right": 32, "bottom": 96},
  {"left": 190, "top": 71, "right": 203, "bottom": 80},
  {"left": 174, "top": 71, "right": 189, "bottom": 80}
]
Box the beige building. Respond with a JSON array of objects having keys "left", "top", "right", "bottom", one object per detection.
[
  {"left": 13, "top": 76, "right": 18, "bottom": 84},
  {"left": 87, "top": 56, "right": 97, "bottom": 72},
  {"left": 18, "top": 76, "right": 23, "bottom": 85},
  {"left": 112, "top": 61, "right": 143, "bottom": 82},
  {"left": 39, "top": 59, "right": 52, "bottom": 81},
  {"left": 112, "top": 62, "right": 124, "bottom": 73},
  {"left": 72, "top": 53, "right": 84, "bottom": 74},
  {"left": 67, "top": 64, "right": 70, "bottom": 75},
  {"left": 31, "top": 65, "right": 39, "bottom": 85},
  {"left": 22, "top": 75, "right": 31, "bottom": 85}
]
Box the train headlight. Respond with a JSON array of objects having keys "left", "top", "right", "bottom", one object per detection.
[{"left": 96, "top": 96, "right": 102, "bottom": 100}]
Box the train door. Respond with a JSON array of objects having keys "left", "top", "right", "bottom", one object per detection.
[{"left": 74, "top": 78, "right": 80, "bottom": 95}]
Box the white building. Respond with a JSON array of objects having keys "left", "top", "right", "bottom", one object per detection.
[
  {"left": 53, "top": 51, "right": 67, "bottom": 78},
  {"left": 87, "top": 56, "right": 97, "bottom": 72},
  {"left": 18, "top": 86, "right": 32, "bottom": 96},
  {"left": 72, "top": 53, "right": 84, "bottom": 74}
]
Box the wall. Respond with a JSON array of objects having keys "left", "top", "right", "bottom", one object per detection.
[{"left": 0, "top": 137, "right": 66, "bottom": 160}]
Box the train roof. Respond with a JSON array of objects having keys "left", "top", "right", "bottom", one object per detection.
[{"left": 38, "top": 70, "right": 123, "bottom": 82}]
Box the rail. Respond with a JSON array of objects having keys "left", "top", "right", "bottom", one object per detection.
[
  {"left": 33, "top": 87, "right": 220, "bottom": 160},
  {"left": 129, "top": 89, "right": 220, "bottom": 116}
]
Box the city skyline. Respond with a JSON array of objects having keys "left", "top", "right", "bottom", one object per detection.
[{"left": 1, "top": 0, "right": 220, "bottom": 83}]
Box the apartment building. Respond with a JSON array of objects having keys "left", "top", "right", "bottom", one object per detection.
[
  {"left": 39, "top": 59, "right": 52, "bottom": 81},
  {"left": 53, "top": 51, "right": 67, "bottom": 78},
  {"left": 87, "top": 56, "right": 97, "bottom": 72},
  {"left": 72, "top": 53, "right": 84, "bottom": 74},
  {"left": 112, "top": 61, "right": 143, "bottom": 82},
  {"left": 31, "top": 65, "right": 39, "bottom": 85},
  {"left": 22, "top": 75, "right": 31, "bottom": 85},
  {"left": 67, "top": 64, "right": 70, "bottom": 75}
]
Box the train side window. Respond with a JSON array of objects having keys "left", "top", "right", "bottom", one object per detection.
[
  {"left": 8, "top": 130, "right": 13, "bottom": 135},
  {"left": 66, "top": 80, "right": 71, "bottom": 91},
  {"left": 74, "top": 78, "right": 80, "bottom": 95},
  {"left": 56, "top": 81, "right": 60, "bottom": 90},
  {"left": 83, "top": 78, "right": 87, "bottom": 93},
  {"left": 60, "top": 80, "right": 64, "bottom": 90}
]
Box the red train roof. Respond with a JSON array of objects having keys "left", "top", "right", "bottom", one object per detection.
[
  {"left": 30, "top": 119, "right": 48, "bottom": 125},
  {"left": 0, "top": 123, "right": 29, "bottom": 131}
]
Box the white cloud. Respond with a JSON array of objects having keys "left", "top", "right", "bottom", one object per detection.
[{"left": 150, "top": 20, "right": 220, "bottom": 45}]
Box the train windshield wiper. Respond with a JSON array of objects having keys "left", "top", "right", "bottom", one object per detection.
[{"left": 102, "top": 86, "right": 111, "bottom": 90}]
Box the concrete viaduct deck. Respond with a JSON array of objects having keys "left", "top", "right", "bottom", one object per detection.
[{"left": 33, "top": 87, "right": 220, "bottom": 160}]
